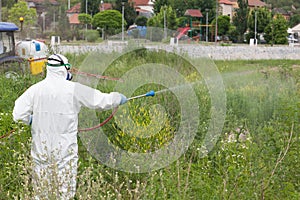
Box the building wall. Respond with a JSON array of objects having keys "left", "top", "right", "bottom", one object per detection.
[{"left": 220, "top": 4, "right": 233, "bottom": 20}]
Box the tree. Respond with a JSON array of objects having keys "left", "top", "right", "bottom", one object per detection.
[
  {"left": 80, "top": 0, "right": 101, "bottom": 16},
  {"left": 1, "top": 0, "right": 18, "bottom": 8},
  {"left": 153, "top": 0, "right": 169, "bottom": 15},
  {"left": 233, "top": 0, "right": 249, "bottom": 42},
  {"left": 264, "top": 14, "right": 288, "bottom": 45},
  {"left": 289, "top": 14, "right": 300, "bottom": 28},
  {"left": 248, "top": 8, "right": 272, "bottom": 34},
  {"left": 0, "top": 7, "right": 10, "bottom": 22},
  {"left": 112, "top": 0, "right": 137, "bottom": 28},
  {"left": 154, "top": 0, "right": 215, "bottom": 18},
  {"left": 8, "top": 1, "right": 37, "bottom": 27},
  {"left": 147, "top": 6, "right": 177, "bottom": 30},
  {"left": 211, "top": 15, "right": 231, "bottom": 39},
  {"left": 265, "top": 0, "right": 300, "bottom": 12},
  {"left": 135, "top": 16, "right": 148, "bottom": 26},
  {"left": 56, "top": 3, "right": 71, "bottom": 40},
  {"left": 247, "top": 7, "right": 272, "bottom": 43},
  {"left": 92, "top": 10, "right": 125, "bottom": 37},
  {"left": 78, "top": 13, "right": 92, "bottom": 28}
]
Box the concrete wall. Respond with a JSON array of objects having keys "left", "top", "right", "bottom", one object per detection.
[{"left": 59, "top": 43, "right": 300, "bottom": 60}]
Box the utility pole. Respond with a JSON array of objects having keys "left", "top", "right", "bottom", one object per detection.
[
  {"left": 0, "top": 0, "right": 2, "bottom": 22},
  {"left": 121, "top": 0, "right": 128, "bottom": 41},
  {"left": 41, "top": 12, "right": 46, "bottom": 33},
  {"left": 254, "top": 10, "right": 257, "bottom": 45},
  {"left": 122, "top": 1, "right": 125, "bottom": 41},
  {"left": 85, "top": 0, "right": 88, "bottom": 40},
  {"left": 205, "top": 9, "right": 209, "bottom": 42},
  {"left": 53, "top": 10, "right": 56, "bottom": 31},
  {"left": 164, "top": 6, "right": 167, "bottom": 39},
  {"left": 215, "top": 0, "right": 218, "bottom": 44}
]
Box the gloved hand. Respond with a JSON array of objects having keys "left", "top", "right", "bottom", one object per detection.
[{"left": 119, "top": 94, "right": 128, "bottom": 105}]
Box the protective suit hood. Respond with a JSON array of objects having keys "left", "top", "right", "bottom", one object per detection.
[{"left": 46, "top": 65, "right": 68, "bottom": 80}]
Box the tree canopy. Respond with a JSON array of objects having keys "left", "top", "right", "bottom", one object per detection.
[
  {"left": 78, "top": 13, "right": 92, "bottom": 25},
  {"left": 7, "top": 1, "right": 37, "bottom": 27},
  {"left": 112, "top": 0, "right": 137, "bottom": 28},
  {"left": 264, "top": 14, "right": 288, "bottom": 45},
  {"left": 211, "top": 15, "right": 231, "bottom": 37},
  {"left": 289, "top": 14, "right": 300, "bottom": 27},
  {"left": 92, "top": 10, "right": 125, "bottom": 36},
  {"left": 147, "top": 6, "right": 177, "bottom": 30},
  {"left": 232, "top": 0, "right": 249, "bottom": 42},
  {"left": 154, "top": 0, "right": 215, "bottom": 18},
  {"left": 135, "top": 16, "right": 148, "bottom": 26},
  {"left": 80, "top": 0, "right": 102, "bottom": 16},
  {"left": 248, "top": 8, "right": 272, "bottom": 34}
]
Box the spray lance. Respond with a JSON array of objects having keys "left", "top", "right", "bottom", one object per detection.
[
  {"left": 127, "top": 90, "right": 155, "bottom": 101},
  {"left": 78, "top": 90, "right": 155, "bottom": 132}
]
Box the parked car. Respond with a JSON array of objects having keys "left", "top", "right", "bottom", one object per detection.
[{"left": 288, "top": 35, "right": 298, "bottom": 43}]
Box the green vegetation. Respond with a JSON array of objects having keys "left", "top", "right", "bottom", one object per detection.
[
  {"left": 7, "top": 1, "right": 37, "bottom": 27},
  {"left": 92, "top": 10, "right": 125, "bottom": 37},
  {"left": 265, "top": 14, "right": 289, "bottom": 45},
  {"left": 0, "top": 53, "right": 299, "bottom": 199}
]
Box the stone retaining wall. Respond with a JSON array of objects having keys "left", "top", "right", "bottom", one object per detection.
[{"left": 60, "top": 43, "right": 300, "bottom": 60}]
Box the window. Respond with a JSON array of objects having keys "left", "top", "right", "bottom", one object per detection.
[{"left": 0, "top": 31, "right": 15, "bottom": 57}]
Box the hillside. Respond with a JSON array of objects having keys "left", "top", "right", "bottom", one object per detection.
[{"left": 264, "top": 0, "right": 300, "bottom": 12}]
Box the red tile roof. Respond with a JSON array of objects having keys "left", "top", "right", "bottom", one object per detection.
[
  {"left": 26, "top": 0, "right": 58, "bottom": 4},
  {"left": 219, "top": 0, "right": 234, "bottom": 5},
  {"left": 67, "top": 3, "right": 81, "bottom": 13},
  {"left": 69, "top": 14, "right": 80, "bottom": 25},
  {"left": 101, "top": 3, "right": 112, "bottom": 11},
  {"left": 184, "top": 9, "right": 203, "bottom": 18},
  {"left": 130, "top": 0, "right": 150, "bottom": 6},
  {"left": 248, "top": 0, "right": 266, "bottom": 7}
]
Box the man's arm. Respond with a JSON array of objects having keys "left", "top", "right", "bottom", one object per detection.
[
  {"left": 13, "top": 89, "right": 33, "bottom": 125},
  {"left": 74, "top": 83, "right": 124, "bottom": 111}
]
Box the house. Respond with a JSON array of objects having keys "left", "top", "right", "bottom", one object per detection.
[
  {"left": 130, "top": 0, "right": 155, "bottom": 17},
  {"left": 25, "top": 0, "right": 59, "bottom": 32},
  {"left": 223, "top": 0, "right": 267, "bottom": 21},
  {"left": 66, "top": 2, "right": 113, "bottom": 28},
  {"left": 219, "top": 0, "right": 235, "bottom": 21},
  {"left": 66, "top": 0, "right": 155, "bottom": 27},
  {"left": 228, "top": 0, "right": 267, "bottom": 10},
  {"left": 66, "top": 3, "right": 81, "bottom": 28},
  {"left": 26, "top": 0, "right": 59, "bottom": 14},
  {"left": 290, "top": 23, "right": 300, "bottom": 33},
  {"left": 273, "top": 8, "right": 291, "bottom": 21},
  {"left": 99, "top": 3, "right": 113, "bottom": 12},
  {"left": 248, "top": 0, "right": 267, "bottom": 9}
]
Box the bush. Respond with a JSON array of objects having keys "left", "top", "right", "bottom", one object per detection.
[{"left": 85, "top": 30, "right": 100, "bottom": 42}]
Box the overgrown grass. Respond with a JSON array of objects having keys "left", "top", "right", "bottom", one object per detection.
[{"left": 0, "top": 55, "right": 299, "bottom": 199}]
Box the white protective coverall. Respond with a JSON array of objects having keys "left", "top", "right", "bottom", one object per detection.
[{"left": 13, "top": 54, "right": 125, "bottom": 199}]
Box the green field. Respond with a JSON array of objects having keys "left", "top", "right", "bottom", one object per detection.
[{"left": 0, "top": 52, "right": 299, "bottom": 199}]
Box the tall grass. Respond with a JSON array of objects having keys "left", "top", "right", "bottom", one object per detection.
[{"left": 0, "top": 55, "right": 299, "bottom": 199}]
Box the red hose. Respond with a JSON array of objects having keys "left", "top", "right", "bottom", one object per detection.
[
  {"left": 71, "top": 68, "right": 123, "bottom": 82},
  {"left": 78, "top": 107, "right": 119, "bottom": 132},
  {"left": 0, "top": 130, "right": 15, "bottom": 139},
  {"left": 0, "top": 107, "right": 118, "bottom": 139}
]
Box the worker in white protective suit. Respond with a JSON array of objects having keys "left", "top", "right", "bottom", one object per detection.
[{"left": 13, "top": 54, "right": 127, "bottom": 199}]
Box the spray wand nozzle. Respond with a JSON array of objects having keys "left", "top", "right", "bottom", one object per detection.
[{"left": 127, "top": 90, "right": 155, "bottom": 101}]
